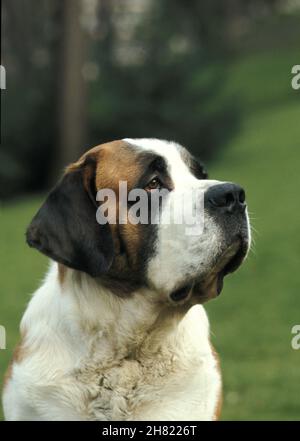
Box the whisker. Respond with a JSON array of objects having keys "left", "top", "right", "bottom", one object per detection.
[{"left": 250, "top": 226, "right": 259, "bottom": 236}]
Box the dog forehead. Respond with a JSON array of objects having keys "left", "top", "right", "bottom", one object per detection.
[
  {"left": 80, "top": 138, "right": 195, "bottom": 190},
  {"left": 82, "top": 140, "right": 145, "bottom": 189},
  {"left": 123, "top": 138, "right": 193, "bottom": 181},
  {"left": 87, "top": 139, "right": 139, "bottom": 167}
]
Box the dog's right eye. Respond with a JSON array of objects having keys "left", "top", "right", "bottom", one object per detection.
[{"left": 144, "top": 177, "right": 162, "bottom": 191}]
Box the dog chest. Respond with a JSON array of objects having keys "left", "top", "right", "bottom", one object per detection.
[{"left": 71, "top": 347, "right": 219, "bottom": 421}]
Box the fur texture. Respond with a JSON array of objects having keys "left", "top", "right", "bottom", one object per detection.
[
  {"left": 3, "top": 264, "right": 221, "bottom": 420},
  {"left": 2, "top": 138, "right": 250, "bottom": 421}
]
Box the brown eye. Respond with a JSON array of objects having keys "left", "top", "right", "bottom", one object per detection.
[{"left": 145, "top": 177, "right": 161, "bottom": 191}]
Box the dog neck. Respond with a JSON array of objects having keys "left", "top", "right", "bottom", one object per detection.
[{"left": 21, "top": 263, "right": 191, "bottom": 366}]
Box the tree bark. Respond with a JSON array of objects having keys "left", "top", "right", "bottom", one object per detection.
[{"left": 56, "top": 0, "right": 87, "bottom": 177}]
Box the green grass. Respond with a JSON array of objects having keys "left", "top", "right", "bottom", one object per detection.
[
  {"left": 206, "top": 99, "right": 300, "bottom": 420},
  {"left": 206, "top": 46, "right": 300, "bottom": 419},
  {"left": 1, "top": 44, "right": 300, "bottom": 420},
  {"left": 0, "top": 198, "right": 48, "bottom": 420}
]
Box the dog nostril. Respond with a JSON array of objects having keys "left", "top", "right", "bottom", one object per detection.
[
  {"left": 239, "top": 189, "right": 246, "bottom": 204},
  {"left": 225, "top": 192, "right": 235, "bottom": 206},
  {"left": 209, "top": 189, "right": 236, "bottom": 208},
  {"left": 206, "top": 183, "right": 246, "bottom": 213}
]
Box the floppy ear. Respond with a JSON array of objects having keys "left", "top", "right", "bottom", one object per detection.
[{"left": 26, "top": 157, "right": 114, "bottom": 277}]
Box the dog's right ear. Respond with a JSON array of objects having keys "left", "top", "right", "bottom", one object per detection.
[{"left": 26, "top": 156, "right": 114, "bottom": 277}]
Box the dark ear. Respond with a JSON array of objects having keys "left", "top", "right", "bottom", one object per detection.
[{"left": 26, "top": 158, "right": 114, "bottom": 277}]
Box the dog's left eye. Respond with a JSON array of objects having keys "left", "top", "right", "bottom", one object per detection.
[{"left": 145, "top": 177, "right": 162, "bottom": 191}]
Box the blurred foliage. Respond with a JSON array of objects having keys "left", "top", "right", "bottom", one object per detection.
[
  {"left": 1, "top": 38, "right": 300, "bottom": 420},
  {"left": 1, "top": 1, "right": 61, "bottom": 197},
  {"left": 1, "top": 0, "right": 300, "bottom": 421},
  {"left": 89, "top": 0, "right": 239, "bottom": 157},
  {"left": 1, "top": 0, "right": 283, "bottom": 199}
]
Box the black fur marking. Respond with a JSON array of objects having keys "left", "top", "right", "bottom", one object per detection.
[
  {"left": 179, "top": 147, "right": 208, "bottom": 180},
  {"left": 26, "top": 163, "right": 114, "bottom": 278},
  {"left": 189, "top": 156, "right": 208, "bottom": 180},
  {"left": 134, "top": 154, "right": 173, "bottom": 192},
  {"left": 100, "top": 151, "right": 168, "bottom": 296},
  {"left": 170, "top": 283, "right": 193, "bottom": 302}
]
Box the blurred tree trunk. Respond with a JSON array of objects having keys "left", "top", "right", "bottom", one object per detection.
[{"left": 55, "top": 0, "right": 87, "bottom": 178}]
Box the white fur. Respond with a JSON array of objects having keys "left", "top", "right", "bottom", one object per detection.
[
  {"left": 124, "top": 139, "right": 243, "bottom": 294},
  {"left": 3, "top": 263, "right": 221, "bottom": 421},
  {"left": 3, "top": 138, "right": 250, "bottom": 421}
]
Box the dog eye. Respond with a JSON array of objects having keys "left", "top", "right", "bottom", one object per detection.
[{"left": 145, "top": 177, "right": 162, "bottom": 191}]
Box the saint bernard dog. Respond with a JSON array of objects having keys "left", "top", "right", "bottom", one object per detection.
[{"left": 2, "top": 138, "right": 250, "bottom": 421}]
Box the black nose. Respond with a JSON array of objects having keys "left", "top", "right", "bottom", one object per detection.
[{"left": 205, "top": 183, "right": 246, "bottom": 213}]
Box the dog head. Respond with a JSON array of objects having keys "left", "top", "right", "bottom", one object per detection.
[{"left": 27, "top": 138, "right": 250, "bottom": 305}]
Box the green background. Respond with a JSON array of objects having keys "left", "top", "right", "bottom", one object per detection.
[{"left": 1, "top": 23, "right": 300, "bottom": 422}]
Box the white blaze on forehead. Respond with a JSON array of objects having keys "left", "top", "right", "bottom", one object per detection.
[
  {"left": 124, "top": 138, "right": 220, "bottom": 191},
  {"left": 123, "top": 138, "right": 195, "bottom": 187},
  {"left": 124, "top": 138, "right": 223, "bottom": 294},
  {"left": 124, "top": 138, "right": 250, "bottom": 298}
]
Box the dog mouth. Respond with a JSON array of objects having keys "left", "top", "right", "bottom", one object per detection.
[
  {"left": 196, "top": 238, "right": 248, "bottom": 301},
  {"left": 170, "top": 238, "right": 248, "bottom": 304}
]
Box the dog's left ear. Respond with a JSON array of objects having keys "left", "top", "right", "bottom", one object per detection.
[{"left": 26, "top": 156, "right": 114, "bottom": 277}]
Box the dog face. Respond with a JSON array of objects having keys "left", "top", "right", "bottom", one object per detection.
[{"left": 27, "top": 138, "right": 250, "bottom": 304}]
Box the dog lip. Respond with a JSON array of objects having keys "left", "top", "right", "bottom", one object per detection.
[
  {"left": 193, "top": 237, "right": 248, "bottom": 300},
  {"left": 222, "top": 237, "right": 248, "bottom": 276},
  {"left": 207, "top": 240, "right": 243, "bottom": 278},
  {"left": 216, "top": 271, "right": 224, "bottom": 295},
  {"left": 170, "top": 282, "right": 193, "bottom": 302},
  {"left": 170, "top": 237, "right": 249, "bottom": 304},
  {"left": 213, "top": 237, "right": 249, "bottom": 297}
]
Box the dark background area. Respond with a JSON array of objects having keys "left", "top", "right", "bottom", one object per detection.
[{"left": 0, "top": 0, "right": 289, "bottom": 198}]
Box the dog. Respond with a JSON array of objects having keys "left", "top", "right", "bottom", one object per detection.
[{"left": 2, "top": 138, "right": 250, "bottom": 420}]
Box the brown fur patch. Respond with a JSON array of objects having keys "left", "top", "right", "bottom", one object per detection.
[
  {"left": 58, "top": 263, "right": 67, "bottom": 285},
  {"left": 64, "top": 140, "right": 160, "bottom": 295},
  {"left": 92, "top": 141, "right": 145, "bottom": 266},
  {"left": 3, "top": 331, "right": 28, "bottom": 392},
  {"left": 57, "top": 140, "right": 170, "bottom": 296},
  {"left": 95, "top": 142, "right": 154, "bottom": 292}
]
